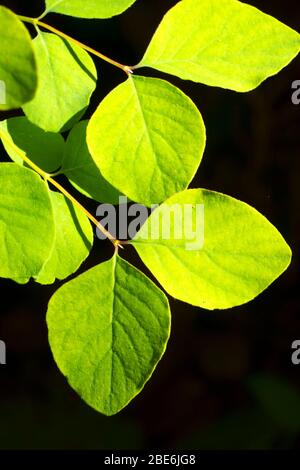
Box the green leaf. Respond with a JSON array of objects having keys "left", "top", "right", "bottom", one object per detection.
[
  {"left": 132, "top": 189, "right": 292, "bottom": 310},
  {"left": 47, "top": 256, "right": 171, "bottom": 415},
  {"left": 36, "top": 191, "right": 93, "bottom": 285},
  {"left": 0, "top": 163, "right": 54, "bottom": 283},
  {"left": 62, "top": 121, "right": 121, "bottom": 204},
  {"left": 0, "top": 6, "right": 37, "bottom": 110},
  {"left": 87, "top": 75, "right": 206, "bottom": 206},
  {"left": 44, "top": 0, "right": 137, "bottom": 18},
  {"left": 0, "top": 117, "right": 65, "bottom": 173},
  {"left": 138, "top": 0, "right": 300, "bottom": 92},
  {"left": 23, "top": 32, "right": 97, "bottom": 132}
]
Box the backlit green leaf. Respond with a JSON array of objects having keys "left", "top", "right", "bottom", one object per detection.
[
  {"left": 47, "top": 256, "right": 171, "bottom": 415},
  {"left": 0, "top": 163, "right": 54, "bottom": 283},
  {"left": 0, "top": 6, "right": 37, "bottom": 110},
  {"left": 36, "top": 191, "right": 93, "bottom": 285},
  {"left": 62, "top": 121, "right": 121, "bottom": 204},
  {"left": 138, "top": 0, "right": 300, "bottom": 92},
  {"left": 87, "top": 75, "right": 206, "bottom": 206},
  {"left": 44, "top": 0, "right": 137, "bottom": 18},
  {"left": 23, "top": 32, "right": 97, "bottom": 132},
  {"left": 132, "top": 189, "right": 292, "bottom": 310},
  {"left": 0, "top": 117, "right": 64, "bottom": 173}
]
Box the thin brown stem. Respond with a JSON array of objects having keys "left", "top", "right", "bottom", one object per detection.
[
  {"left": 0, "top": 129, "right": 121, "bottom": 247},
  {"left": 18, "top": 15, "right": 133, "bottom": 75}
]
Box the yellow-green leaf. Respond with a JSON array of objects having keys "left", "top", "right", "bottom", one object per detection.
[
  {"left": 44, "top": 0, "right": 137, "bottom": 18},
  {"left": 47, "top": 256, "right": 171, "bottom": 415},
  {"left": 23, "top": 32, "right": 97, "bottom": 132},
  {"left": 87, "top": 75, "right": 206, "bottom": 206},
  {"left": 132, "top": 189, "right": 292, "bottom": 310},
  {"left": 0, "top": 163, "right": 54, "bottom": 283},
  {"left": 0, "top": 7, "right": 37, "bottom": 110},
  {"left": 139, "top": 0, "right": 300, "bottom": 92},
  {"left": 36, "top": 191, "right": 93, "bottom": 285}
]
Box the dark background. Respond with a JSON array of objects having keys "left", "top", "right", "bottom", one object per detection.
[{"left": 0, "top": 0, "right": 300, "bottom": 450}]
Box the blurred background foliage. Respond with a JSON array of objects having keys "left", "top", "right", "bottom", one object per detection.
[{"left": 0, "top": 0, "right": 300, "bottom": 449}]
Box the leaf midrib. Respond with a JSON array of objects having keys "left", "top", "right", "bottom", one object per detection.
[{"left": 129, "top": 76, "right": 162, "bottom": 200}]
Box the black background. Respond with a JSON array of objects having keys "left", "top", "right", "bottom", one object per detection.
[{"left": 0, "top": 0, "right": 300, "bottom": 450}]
